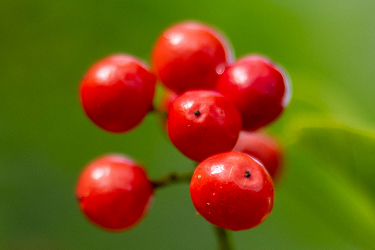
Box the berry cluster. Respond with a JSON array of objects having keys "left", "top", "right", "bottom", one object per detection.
[{"left": 76, "top": 21, "right": 290, "bottom": 234}]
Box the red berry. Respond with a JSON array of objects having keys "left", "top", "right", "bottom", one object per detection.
[
  {"left": 76, "top": 154, "right": 154, "bottom": 232},
  {"left": 151, "top": 21, "right": 233, "bottom": 94},
  {"left": 190, "top": 151, "right": 274, "bottom": 231},
  {"left": 233, "top": 131, "right": 284, "bottom": 182},
  {"left": 79, "top": 54, "right": 156, "bottom": 133},
  {"left": 167, "top": 90, "right": 241, "bottom": 162},
  {"left": 216, "top": 55, "right": 291, "bottom": 131}
]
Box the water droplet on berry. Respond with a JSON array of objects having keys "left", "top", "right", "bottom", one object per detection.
[{"left": 216, "top": 63, "right": 225, "bottom": 74}]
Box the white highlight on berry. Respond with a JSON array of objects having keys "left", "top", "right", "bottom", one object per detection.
[
  {"left": 92, "top": 167, "right": 110, "bottom": 180},
  {"left": 168, "top": 33, "right": 184, "bottom": 45},
  {"left": 232, "top": 67, "right": 248, "bottom": 87},
  {"left": 211, "top": 164, "right": 225, "bottom": 174},
  {"left": 96, "top": 66, "right": 115, "bottom": 84},
  {"left": 182, "top": 100, "right": 194, "bottom": 110}
]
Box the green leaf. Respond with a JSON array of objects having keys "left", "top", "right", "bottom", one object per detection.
[{"left": 283, "top": 117, "right": 375, "bottom": 249}]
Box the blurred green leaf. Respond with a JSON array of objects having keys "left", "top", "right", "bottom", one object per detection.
[{"left": 284, "top": 117, "right": 375, "bottom": 249}]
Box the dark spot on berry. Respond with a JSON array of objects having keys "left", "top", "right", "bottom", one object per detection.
[
  {"left": 245, "top": 170, "right": 251, "bottom": 178},
  {"left": 194, "top": 110, "right": 201, "bottom": 116}
]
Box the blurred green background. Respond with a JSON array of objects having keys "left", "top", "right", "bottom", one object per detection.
[{"left": 1, "top": 0, "right": 375, "bottom": 249}]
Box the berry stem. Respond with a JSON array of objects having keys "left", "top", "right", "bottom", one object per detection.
[
  {"left": 152, "top": 172, "right": 193, "bottom": 189},
  {"left": 213, "top": 225, "right": 234, "bottom": 250},
  {"left": 150, "top": 104, "right": 168, "bottom": 116}
]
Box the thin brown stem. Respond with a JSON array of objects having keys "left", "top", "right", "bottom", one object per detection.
[
  {"left": 149, "top": 104, "right": 168, "bottom": 117},
  {"left": 152, "top": 172, "right": 193, "bottom": 189},
  {"left": 213, "top": 225, "right": 234, "bottom": 250}
]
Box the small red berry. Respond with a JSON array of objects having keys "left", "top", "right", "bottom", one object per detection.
[
  {"left": 151, "top": 21, "right": 233, "bottom": 94},
  {"left": 167, "top": 90, "right": 241, "bottom": 162},
  {"left": 190, "top": 151, "right": 274, "bottom": 231},
  {"left": 76, "top": 154, "right": 154, "bottom": 232},
  {"left": 79, "top": 54, "right": 156, "bottom": 133},
  {"left": 233, "top": 131, "right": 284, "bottom": 182},
  {"left": 216, "top": 55, "right": 291, "bottom": 131}
]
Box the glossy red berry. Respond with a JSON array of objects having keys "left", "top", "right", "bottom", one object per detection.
[
  {"left": 167, "top": 90, "right": 241, "bottom": 162},
  {"left": 216, "top": 55, "right": 291, "bottom": 131},
  {"left": 80, "top": 54, "right": 156, "bottom": 133},
  {"left": 233, "top": 131, "right": 284, "bottom": 182},
  {"left": 76, "top": 154, "right": 154, "bottom": 232},
  {"left": 151, "top": 21, "right": 233, "bottom": 94},
  {"left": 190, "top": 151, "right": 274, "bottom": 231}
]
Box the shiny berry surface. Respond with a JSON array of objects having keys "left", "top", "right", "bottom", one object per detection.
[
  {"left": 151, "top": 21, "right": 233, "bottom": 94},
  {"left": 167, "top": 90, "right": 241, "bottom": 162},
  {"left": 76, "top": 154, "right": 154, "bottom": 231},
  {"left": 190, "top": 151, "right": 274, "bottom": 231},
  {"left": 216, "top": 55, "right": 290, "bottom": 131},
  {"left": 80, "top": 54, "right": 156, "bottom": 133},
  {"left": 233, "top": 131, "right": 284, "bottom": 182}
]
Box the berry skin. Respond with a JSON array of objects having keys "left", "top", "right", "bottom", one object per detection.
[
  {"left": 216, "top": 55, "right": 291, "bottom": 131},
  {"left": 76, "top": 154, "right": 154, "bottom": 232},
  {"left": 233, "top": 131, "right": 284, "bottom": 182},
  {"left": 151, "top": 21, "right": 233, "bottom": 94},
  {"left": 190, "top": 151, "right": 274, "bottom": 231},
  {"left": 80, "top": 54, "right": 156, "bottom": 133},
  {"left": 167, "top": 90, "right": 241, "bottom": 162}
]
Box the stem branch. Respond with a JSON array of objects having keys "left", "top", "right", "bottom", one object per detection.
[
  {"left": 152, "top": 172, "right": 193, "bottom": 189},
  {"left": 213, "top": 225, "right": 234, "bottom": 250}
]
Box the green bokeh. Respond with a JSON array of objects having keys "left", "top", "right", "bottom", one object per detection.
[{"left": 1, "top": 0, "right": 374, "bottom": 249}]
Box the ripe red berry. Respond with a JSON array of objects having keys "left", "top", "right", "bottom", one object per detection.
[
  {"left": 167, "top": 90, "right": 241, "bottom": 162},
  {"left": 233, "top": 131, "right": 284, "bottom": 182},
  {"left": 76, "top": 154, "right": 154, "bottom": 232},
  {"left": 151, "top": 21, "right": 233, "bottom": 94},
  {"left": 216, "top": 55, "right": 291, "bottom": 131},
  {"left": 79, "top": 54, "right": 156, "bottom": 133},
  {"left": 190, "top": 151, "right": 274, "bottom": 231}
]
